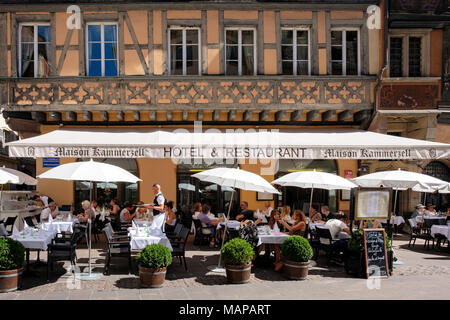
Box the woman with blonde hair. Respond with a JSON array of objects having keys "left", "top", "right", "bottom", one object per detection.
[
  {"left": 77, "top": 200, "right": 95, "bottom": 223},
  {"left": 280, "top": 205, "right": 294, "bottom": 228}
]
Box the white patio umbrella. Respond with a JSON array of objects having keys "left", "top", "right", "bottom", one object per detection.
[
  {"left": 192, "top": 167, "right": 279, "bottom": 272},
  {"left": 0, "top": 166, "right": 38, "bottom": 211},
  {"left": 37, "top": 159, "right": 141, "bottom": 280},
  {"left": 271, "top": 169, "right": 358, "bottom": 214},
  {"left": 0, "top": 166, "right": 37, "bottom": 185},
  {"left": 0, "top": 169, "right": 20, "bottom": 185}
]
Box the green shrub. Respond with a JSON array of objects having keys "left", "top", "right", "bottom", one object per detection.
[
  {"left": 221, "top": 238, "right": 254, "bottom": 266},
  {"left": 0, "top": 238, "right": 25, "bottom": 271},
  {"left": 348, "top": 229, "right": 392, "bottom": 252},
  {"left": 136, "top": 244, "right": 172, "bottom": 269},
  {"left": 280, "top": 235, "right": 313, "bottom": 263}
]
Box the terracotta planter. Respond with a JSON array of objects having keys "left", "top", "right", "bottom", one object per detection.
[
  {"left": 225, "top": 263, "right": 252, "bottom": 284},
  {"left": 282, "top": 259, "right": 309, "bottom": 280},
  {"left": 138, "top": 265, "right": 166, "bottom": 288},
  {"left": 0, "top": 268, "right": 23, "bottom": 293}
]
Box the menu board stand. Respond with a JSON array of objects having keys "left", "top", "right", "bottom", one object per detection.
[{"left": 363, "top": 228, "right": 390, "bottom": 279}]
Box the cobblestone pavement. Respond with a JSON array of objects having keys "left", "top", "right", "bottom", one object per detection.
[{"left": 1, "top": 233, "right": 449, "bottom": 300}]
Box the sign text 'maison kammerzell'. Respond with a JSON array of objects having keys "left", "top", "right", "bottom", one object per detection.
[{"left": 39, "top": 146, "right": 421, "bottom": 160}]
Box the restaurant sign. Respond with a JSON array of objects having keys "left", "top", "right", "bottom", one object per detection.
[{"left": 14, "top": 145, "right": 442, "bottom": 160}]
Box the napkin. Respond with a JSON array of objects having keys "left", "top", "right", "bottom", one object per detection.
[
  {"left": 67, "top": 213, "right": 72, "bottom": 222},
  {"left": 132, "top": 219, "right": 137, "bottom": 229},
  {"left": 48, "top": 213, "right": 53, "bottom": 223}
]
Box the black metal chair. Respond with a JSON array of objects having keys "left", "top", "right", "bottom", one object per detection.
[
  {"left": 192, "top": 219, "right": 213, "bottom": 245},
  {"left": 47, "top": 229, "right": 81, "bottom": 281},
  {"left": 102, "top": 225, "right": 132, "bottom": 275},
  {"left": 166, "top": 223, "right": 183, "bottom": 240},
  {"left": 407, "top": 219, "right": 434, "bottom": 249},
  {"left": 315, "top": 227, "right": 339, "bottom": 266},
  {"left": 170, "top": 226, "right": 190, "bottom": 271},
  {"left": 422, "top": 219, "right": 437, "bottom": 249},
  {"left": 3, "top": 216, "right": 17, "bottom": 235}
]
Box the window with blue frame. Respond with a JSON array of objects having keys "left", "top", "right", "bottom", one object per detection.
[{"left": 86, "top": 23, "right": 118, "bottom": 76}]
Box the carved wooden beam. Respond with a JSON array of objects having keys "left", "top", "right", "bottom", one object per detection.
[
  {"left": 116, "top": 111, "right": 124, "bottom": 121},
  {"left": 259, "top": 110, "right": 270, "bottom": 122},
  {"left": 275, "top": 110, "right": 286, "bottom": 122},
  {"left": 322, "top": 110, "right": 336, "bottom": 122},
  {"left": 290, "top": 110, "right": 302, "bottom": 121},
  {"left": 48, "top": 111, "right": 61, "bottom": 122},
  {"left": 228, "top": 110, "right": 236, "bottom": 121},
  {"left": 338, "top": 110, "right": 353, "bottom": 122},
  {"left": 213, "top": 110, "right": 221, "bottom": 121},
  {"left": 243, "top": 110, "right": 253, "bottom": 121},
  {"left": 197, "top": 110, "right": 204, "bottom": 121},
  {"left": 100, "top": 111, "right": 109, "bottom": 122},
  {"left": 66, "top": 111, "right": 77, "bottom": 122},
  {"left": 306, "top": 110, "right": 319, "bottom": 122},
  {"left": 83, "top": 111, "right": 92, "bottom": 122}
]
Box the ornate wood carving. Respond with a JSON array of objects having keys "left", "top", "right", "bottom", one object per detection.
[{"left": 5, "top": 76, "right": 375, "bottom": 111}]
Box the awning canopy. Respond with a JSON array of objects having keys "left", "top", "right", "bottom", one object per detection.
[{"left": 6, "top": 127, "right": 450, "bottom": 160}]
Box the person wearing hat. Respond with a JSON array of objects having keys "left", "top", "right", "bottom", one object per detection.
[
  {"left": 425, "top": 203, "right": 437, "bottom": 216},
  {"left": 411, "top": 204, "right": 425, "bottom": 226}
]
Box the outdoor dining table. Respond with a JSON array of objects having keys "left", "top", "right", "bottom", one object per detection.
[
  {"left": 379, "top": 215, "right": 406, "bottom": 226},
  {"left": 11, "top": 228, "right": 58, "bottom": 272},
  {"left": 127, "top": 227, "right": 173, "bottom": 251},
  {"left": 133, "top": 219, "right": 153, "bottom": 227},
  {"left": 217, "top": 220, "right": 241, "bottom": 230},
  {"left": 430, "top": 224, "right": 450, "bottom": 240},
  {"left": 43, "top": 219, "right": 74, "bottom": 233},
  {"left": 256, "top": 226, "right": 290, "bottom": 246}
]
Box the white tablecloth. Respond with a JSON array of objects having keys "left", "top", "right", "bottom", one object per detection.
[
  {"left": 11, "top": 229, "right": 57, "bottom": 250},
  {"left": 43, "top": 221, "right": 74, "bottom": 233},
  {"left": 379, "top": 216, "right": 405, "bottom": 226},
  {"left": 134, "top": 219, "right": 153, "bottom": 227},
  {"left": 256, "top": 228, "right": 289, "bottom": 246},
  {"left": 430, "top": 225, "right": 450, "bottom": 240},
  {"left": 128, "top": 228, "right": 173, "bottom": 251},
  {"left": 217, "top": 220, "right": 241, "bottom": 230}
]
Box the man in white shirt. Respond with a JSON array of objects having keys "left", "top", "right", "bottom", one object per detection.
[
  {"left": 40, "top": 202, "right": 60, "bottom": 222},
  {"left": 325, "top": 213, "right": 351, "bottom": 239},
  {"left": 145, "top": 184, "right": 165, "bottom": 216}
]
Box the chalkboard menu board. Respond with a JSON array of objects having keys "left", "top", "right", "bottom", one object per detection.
[{"left": 363, "top": 229, "right": 389, "bottom": 278}]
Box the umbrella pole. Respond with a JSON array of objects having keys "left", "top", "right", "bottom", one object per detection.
[
  {"left": 309, "top": 186, "right": 314, "bottom": 217},
  {"left": 424, "top": 192, "right": 427, "bottom": 205},
  {"left": 209, "top": 188, "right": 234, "bottom": 272}
]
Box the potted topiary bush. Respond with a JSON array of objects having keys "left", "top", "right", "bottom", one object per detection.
[
  {"left": 221, "top": 238, "right": 254, "bottom": 284},
  {"left": 345, "top": 229, "right": 393, "bottom": 277},
  {"left": 136, "top": 243, "right": 172, "bottom": 288},
  {"left": 280, "top": 235, "right": 313, "bottom": 280},
  {"left": 0, "top": 238, "right": 25, "bottom": 292}
]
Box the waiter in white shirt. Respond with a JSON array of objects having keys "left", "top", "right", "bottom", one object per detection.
[
  {"left": 33, "top": 194, "right": 54, "bottom": 208},
  {"left": 40, "top": 202, "right": 60, "bottom": 222},
  {"left": 145, "top": 184, "right": 166, "bottom": 216}
]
